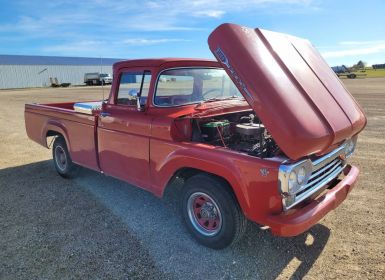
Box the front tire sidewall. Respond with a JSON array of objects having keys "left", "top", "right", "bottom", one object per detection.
[{"left": 181, "top": 175, "right": 241, "bottom": 249}]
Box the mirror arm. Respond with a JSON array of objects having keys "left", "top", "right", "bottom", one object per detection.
[{"left": 136, "top": 93, "right": 144, "bottom": 112}]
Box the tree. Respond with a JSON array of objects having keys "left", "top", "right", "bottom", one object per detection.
[
  {"left": 357, "top": 60, "right": 366, "bottom": 69},
  {"left": 352, "top": 60, "right": 366, "bottom": 70}
]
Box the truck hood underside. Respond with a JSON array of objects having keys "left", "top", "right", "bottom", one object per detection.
[{"left": 208, "top": 23, "right": 366, "bottom": 160}]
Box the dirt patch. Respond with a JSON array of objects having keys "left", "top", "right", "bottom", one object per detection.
[{"left": 0, "top": 81, "right": 384, "bottom": 279}]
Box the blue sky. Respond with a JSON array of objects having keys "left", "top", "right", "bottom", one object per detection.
[{"left": 0, "top": 0, "right": 384, "bottom": 66}]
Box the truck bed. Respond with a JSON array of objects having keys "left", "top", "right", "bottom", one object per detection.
[{"left": 25, "top": 102, "right": 100, "bottom": 171}]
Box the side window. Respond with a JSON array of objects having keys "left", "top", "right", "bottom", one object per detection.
[{"left": 117, "top": 71, "right": 151, "bottom": 106}]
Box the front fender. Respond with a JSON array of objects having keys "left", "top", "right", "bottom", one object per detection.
[
  {"left": 160, "top": 150, "right": 246, "bottom": 203},
  {"left": 151, "top": 141, "right": 282, "bottom": 220}
]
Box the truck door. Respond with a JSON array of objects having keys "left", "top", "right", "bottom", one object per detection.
[{"left": 97, "top": 70, "right": 152, "bottom": 189}]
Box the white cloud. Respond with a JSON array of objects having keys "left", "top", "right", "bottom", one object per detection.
[
  {"left": 42, "top": 40, "right": 106, "bottom": 53},
  {"left": 41, "top": 37, "right": 191, "bottom": 56},
  {"left": 322, "top": 41, "right": 385, "bottom": 58},
  {"left": 122, "top": 38, "right": 190, "bottom": 45},
  {"left": 193, "top": 10, "right": 226, "bottom": 18},
  {"left": 0, "top": 0, "right": 317, "bottom": 56},
  {"left": 0, "top": 0, "right": 316, "bottom": 34},
  {"left": 339, "top": 40, "right": 385, "bottom": 46}
]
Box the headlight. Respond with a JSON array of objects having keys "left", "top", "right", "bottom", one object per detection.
[
  {"left": 288, "top": 170, "right": 299, "bottom": 193},
  {"left": 280, "top": 160, "right": 313, "bottom": 195},
  {"left": 297, "top": 166, "right": 307, "bottom": 184},
  {"left": 344, "top": 136, "right": 357, "bottom": 158}
]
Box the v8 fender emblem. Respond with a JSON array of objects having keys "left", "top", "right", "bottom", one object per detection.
[{"left": 260, "top": 168, "right": 269, "bottom": 177}]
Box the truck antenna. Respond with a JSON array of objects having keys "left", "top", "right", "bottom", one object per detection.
[{"left": 100, "top": 56, "right": 104, "bottom": 101}]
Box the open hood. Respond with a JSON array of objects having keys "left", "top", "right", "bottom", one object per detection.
[{"left": 208, "top": 23, "right": 366, "bottom": 160}]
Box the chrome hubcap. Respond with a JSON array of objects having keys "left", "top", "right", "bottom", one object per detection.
[{"left": 55, "top": 146, "right": 67, "bottom": 171}]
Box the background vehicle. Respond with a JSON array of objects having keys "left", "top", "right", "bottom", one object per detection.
[
  {"left": 331, "top": 65, "right": 367, "bottom": 79},
  {"left": 84, "top": 72, "right": 113, "bottom": 85},
  {"left": 25, "top": 24, "right": 366, "bottom": 249}
]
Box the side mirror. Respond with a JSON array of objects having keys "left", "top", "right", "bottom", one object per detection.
[{"left": 128, "top": 89, "right": 138, "bottom": 98}]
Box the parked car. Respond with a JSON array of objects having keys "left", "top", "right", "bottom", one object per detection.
[
  {"left": 25, "top": 23, "right": 366, "bottom": 249},
  {"left": 84, "top": 72, "right": 113, "bottom": 85},
  {"left": 331, "top": 65, "right": 357, "bottom": 79}
]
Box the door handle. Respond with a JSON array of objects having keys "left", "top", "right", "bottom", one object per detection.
[{"left": 100, "top": 112, "right": 110, "bottom": 118}]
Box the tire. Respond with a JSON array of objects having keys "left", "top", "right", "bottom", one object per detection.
[
  {"left": 348, "top": 73, "right": 356, "bottom": 79},
  {"left": 181, "top": 174, "right": 248, "bottom": 249},
  {"left": 52, "top": 136, "right": 78, "bottom": 178}
]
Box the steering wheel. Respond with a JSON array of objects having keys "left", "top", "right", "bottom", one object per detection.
[{"left": 202, "top": 88, "right": 223, "bottom": 99}]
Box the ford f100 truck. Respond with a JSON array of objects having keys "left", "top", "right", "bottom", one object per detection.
[{"left": 25, "top": 23, "right": 366, "bottom": 249}]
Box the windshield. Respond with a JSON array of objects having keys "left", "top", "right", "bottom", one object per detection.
[
  {"left": 100, "top": 73, "right": 111, "bottom": 77},
  {"left": 154, "top": 68, "right": 243, "bottom": 107}
]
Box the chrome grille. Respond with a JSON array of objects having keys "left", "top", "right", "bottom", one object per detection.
[
  {"left": 296, "top": 157, "right": 344, "bottom": 197},
  {"left": 280, "top": 144, "right": 348, "bottom": 211}
]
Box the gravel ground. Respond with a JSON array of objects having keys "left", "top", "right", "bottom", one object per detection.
[{"left": 0, "top": 80, "right": 384, "bottom": 279}]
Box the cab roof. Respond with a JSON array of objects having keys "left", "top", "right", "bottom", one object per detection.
[{"left": 113, "top": 58, "right": 219, "bottom": 69}]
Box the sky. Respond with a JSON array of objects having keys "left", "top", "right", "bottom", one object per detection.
[{"left": 0, "top": 0, "right": 384, "bottom": 66}]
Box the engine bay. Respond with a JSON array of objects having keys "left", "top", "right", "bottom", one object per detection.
[{"left": 191, "top": 111, "right": 280, "bottom": 158}]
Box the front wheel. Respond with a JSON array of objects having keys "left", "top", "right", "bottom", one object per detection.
[
  {"left": 181, "top": 174, "right": 247, "bottom": 249},
  {"left": 52, "top": 136, "right": 78, "bottom": 178}
]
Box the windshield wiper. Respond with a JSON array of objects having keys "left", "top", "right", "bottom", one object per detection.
[
  {"left": 195, "top": 96, "right": 243, "bottom": 108},
  {"left": 203, "top": 95, "right": 242, "bottom": 103}
]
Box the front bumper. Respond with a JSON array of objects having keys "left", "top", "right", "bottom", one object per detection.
[{"left": 266, "top": 164, "right": 359, "bottom": 237}]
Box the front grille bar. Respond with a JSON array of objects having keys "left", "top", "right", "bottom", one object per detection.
[
  {"left": 307, "top": 160, "right": 341, "bottom": 187},
  {"left": 282, "top": 145, "right": 347, "bottom": 211},
  {"left": 292, "top": 163, "right": 345, "bottom": 208},
  {"left": 309, "top": 158, "right": 340, "bottom": 180}
]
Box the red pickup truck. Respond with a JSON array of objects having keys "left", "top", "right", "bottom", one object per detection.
[{"left": 25, "top": 23, "right": 366, "bottom": 249}]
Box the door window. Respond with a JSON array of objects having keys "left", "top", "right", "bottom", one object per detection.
[{"left": 117, "top": 71, "right": 151, "bottom": 106}]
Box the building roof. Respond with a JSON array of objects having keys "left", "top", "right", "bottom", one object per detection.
[{"left": 0, "top": 54, "right": 122, "bottom": 66}]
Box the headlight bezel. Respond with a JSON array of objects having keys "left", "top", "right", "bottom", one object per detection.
[
  {"left": 279, "top": 159, "right": 313, "bottom": 195},
  {"left": 344, "top": 136, "right": 357, "bottom": 158}
]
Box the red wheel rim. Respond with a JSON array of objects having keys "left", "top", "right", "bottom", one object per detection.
[{"left": 187, "top": 192, "right": 222, "bottom": 236}]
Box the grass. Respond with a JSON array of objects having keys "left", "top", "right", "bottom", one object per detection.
[{"left": 351, "top": 68, "right": 385, "bottom": 78}]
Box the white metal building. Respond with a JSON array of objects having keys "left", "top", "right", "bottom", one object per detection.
[{"left": 0, "top": 55, "right": 121, "bottom": 89}]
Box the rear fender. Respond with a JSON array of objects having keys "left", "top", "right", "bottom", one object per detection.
[{"left": 43, "top": 120, "right": 70, "bottom": 149}]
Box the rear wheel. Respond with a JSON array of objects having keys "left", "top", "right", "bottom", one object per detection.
[
  {"left": 52, "top": 136, "right": 78, "bottom": 178},
  {"left": 181, "top": 174, "right": 247, "bottom": 249},
  {"left": 348, "top": 73, "right": 357, "bottom": 79}
]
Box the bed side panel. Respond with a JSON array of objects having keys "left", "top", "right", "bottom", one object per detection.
[{"left": 25, "top": 104, "right": 99, "bottom": 171}]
